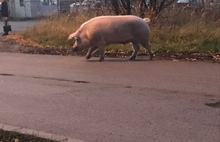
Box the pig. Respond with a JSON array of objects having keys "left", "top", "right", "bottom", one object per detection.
[{"left": 68, "top": 15, "right": 153, "bottom": 61}]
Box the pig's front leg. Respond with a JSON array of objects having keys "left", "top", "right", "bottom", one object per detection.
[
  {"left": 98, "top": 46, "right": 105, "bottom": 62},
  {"left": 86, "top": 46, "right": 97, "bottom": 59}
]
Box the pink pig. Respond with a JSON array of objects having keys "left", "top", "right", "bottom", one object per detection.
[{"left": 68, "top": 15, "right": 153, "bottom": 61}]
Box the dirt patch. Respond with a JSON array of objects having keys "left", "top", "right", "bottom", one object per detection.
[
  {"left": 0, "top": 37, "right": 72, "bottom": 55},
  {"left": 1, "top": 36, "right": 220, "bottom": 62}
]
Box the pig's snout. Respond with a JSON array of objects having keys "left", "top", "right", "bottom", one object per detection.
[
  {"left": 71, "top": 39, "right": 79, "bottom": 52},
  {"left": 72, "top": 45, "right": 79, "bottom": 52}
]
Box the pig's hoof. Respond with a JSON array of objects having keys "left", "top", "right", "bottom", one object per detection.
[
  {"left": 86, "top": 55, "right": 91, "bottom": 59},
  {"left": 99, "top": 57, "right": 104, "bottom": 62},
  {"left": 129, "top": 57, "right": 136, "bottom": 60},
  {"left": 150, "top": 54, "right": 154, "bottom": 60}
]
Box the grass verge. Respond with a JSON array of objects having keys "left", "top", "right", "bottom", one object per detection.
[
  {"left": 151, "top": 22, "right": 220, "bottom": 54},
  {"left": 5, "top": 12, "right": 220, "bottom": 59},
  {"left": 0, "top": 129, "right": 58, "bottom": 142}
]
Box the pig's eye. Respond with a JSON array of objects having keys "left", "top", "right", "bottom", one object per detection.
[
  {"left": 76, "top": 38, "right": 80, "bottom": 43},
  {"left": 75, "top": 37, "right": 80, "bottom": 41}
]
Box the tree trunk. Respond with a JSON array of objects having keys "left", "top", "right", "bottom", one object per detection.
[
  {"left": 125, "top": 0, "right": 131, "bottom": 15},
  {"left": 205, "top": 0, "right": 211, "bottom": 7},
  {"left": 111, "top": 0, "right": 119, "bottom": 15}
]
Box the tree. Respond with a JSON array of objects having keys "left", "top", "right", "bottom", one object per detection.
[
  {"left": 110, "top": 0, "right": 176, "bottom": 17},
  {"left": 110, "top": 0, "right": 131, "bottom": 15},
  {"left": 139, "top": 0, "right": 176, "bottom": 18},
  {"left": 205, "top": 0, "right": 211, "bottom": 7},
  {"left": 111, "top": 0, "right": 120, "bottom": 15},
  {"left": 121, "top": 0, "right": 131, "bottom": 15},
  {"left": 150, "top": 0, "right": 176, "bottom": 17}
]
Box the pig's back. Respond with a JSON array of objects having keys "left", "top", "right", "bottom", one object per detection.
[
  {"left": 82, "top": 15, "right": 148, "bottom": 30},
  {"left": 80, "top": 15, "right": 149, "bottom": 44}
]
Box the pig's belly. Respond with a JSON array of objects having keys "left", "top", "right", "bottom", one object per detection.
[{"left": 104, "top": 33, "right": 134, "bottom": 45}]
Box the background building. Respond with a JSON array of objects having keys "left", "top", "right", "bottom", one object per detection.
[{"left": 8, "top": 0, "right": 58, "bottom": 18}]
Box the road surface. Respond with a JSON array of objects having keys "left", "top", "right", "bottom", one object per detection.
[{"left": 0, "top": 52, "right": 219, "bottom": 142}]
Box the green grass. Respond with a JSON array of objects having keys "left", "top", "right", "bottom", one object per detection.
[
  {"left": 16, "top": 13, "right": 220, "bottom": 55},
  {"left": 151, "top": 22, "right": 220, "bottom": 54},
  {"left": 0, "top": 129, "right": 58, "bottom": 142}
]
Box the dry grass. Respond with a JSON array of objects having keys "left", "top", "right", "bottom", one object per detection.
[
  {"left": 8, "top": 8, "right": 220, "bottom": 56},
  {"left": 22, "top": 14, "right": 90, "bottom": 47}
]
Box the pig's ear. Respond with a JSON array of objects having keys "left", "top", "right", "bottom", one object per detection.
[{"left": 68, "top": 32, "right": 78, "bottom": 40}]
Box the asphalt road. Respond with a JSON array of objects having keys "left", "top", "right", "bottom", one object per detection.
[{"left": 0, "top": 52, "right": 219, "bottom": 142}]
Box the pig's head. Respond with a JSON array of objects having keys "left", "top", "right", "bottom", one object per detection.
[
  {"left": 68, "top": 32, "right": 80, "bottom": 51},
  {"left": 68, "top": 31, "right": 91, "bottom": 52}
]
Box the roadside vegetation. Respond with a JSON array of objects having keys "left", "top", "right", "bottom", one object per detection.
[
  {"left": 6, "top": 2, "right": 220, "bottom": 60},
  {"left": 0, "top": 129, "right": 58, "bottom": 142}
]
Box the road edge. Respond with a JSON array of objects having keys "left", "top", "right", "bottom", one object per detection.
[{"left": 0, "top": 123, "right": 87, "bottom": 142}]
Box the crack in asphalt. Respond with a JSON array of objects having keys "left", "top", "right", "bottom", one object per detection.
[
  {"left": 0, "top": 73, "right": 90, "bottom": 84},
  {"left": 205, "top": 101, "right": 220, "bottom": 108},
  {"left": 32, "top": 76, "right": 90, "bottom": 84},
  {"left": 0, "top": 73, "right": 15, "bottom": 76}
]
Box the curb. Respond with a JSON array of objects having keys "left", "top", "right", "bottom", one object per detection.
[{"left": 0, "top": 123, "right": 87, "bottom": 142}]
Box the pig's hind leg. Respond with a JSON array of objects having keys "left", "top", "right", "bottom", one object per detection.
[
  {"left": 98, "top": 46, "right": 106, "bottom": 62},
  {"left": 95, "top": 41, "right": 106, "bottom": 62},
  {"left": 130, "top": 42, "right": 140, "bottom": 60},
  {"left": 141, "top": 41, "right": 153, "bottom": 60}
]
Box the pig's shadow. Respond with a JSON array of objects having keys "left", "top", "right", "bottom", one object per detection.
[{"left": 86, "top": 58, "right": 152, "bottom": 62}]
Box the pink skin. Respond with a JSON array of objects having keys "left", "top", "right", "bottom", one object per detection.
[{"left": 68, "top": 15, "right": 153, "bottom": 61}]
